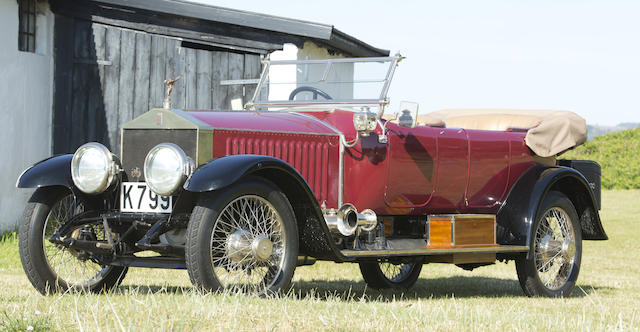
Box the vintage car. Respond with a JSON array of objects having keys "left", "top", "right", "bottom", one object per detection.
[{"left": 16, "top": 55, "right": 607, "bottom": 297}]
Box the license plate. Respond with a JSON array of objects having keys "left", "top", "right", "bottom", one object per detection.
[{"left": 120, "top": 182, "right": 172, "bottom": 213}]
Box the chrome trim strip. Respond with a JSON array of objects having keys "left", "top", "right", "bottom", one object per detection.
[
  {"left": 171, "top": 109, "right": 214, "bottom": 130},
  {"left": 247, "top": 62, "right": 269, "bottom": 109},
  {"left": 450, "top": 215, "right": 455, "bottom": 247},
  {"left": 290, "top": 112, "right": 346, "bottom": 208},
  {"left": 379, "top": 56, "right": 401, "bottom": 102},
  {"left": 341, "top": 245, "right": 530, "bottom": 258},
  {"left": 430, "top": 214, "right": 497, "bottom": 219},
  {"left": 251, "top": 99, "right": 387, "bottom": 109},
  {"left": 292, "top": 112, "right": 344, "bottom": 135},
  {"left": 210, "top": 127, "right": 338, "bottom": 136},
  {"left": 338, "top": 134, "right": 344, "bottom": 207}
]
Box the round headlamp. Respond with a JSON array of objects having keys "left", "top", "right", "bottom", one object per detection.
[
  {"left": 143, "top": 143, "right": 194, "bottom": 196},
  {"left": 71, "top": 142, "right": 118, "bottom": 194}
]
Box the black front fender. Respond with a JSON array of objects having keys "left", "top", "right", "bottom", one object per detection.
[
  {"left": 183, "top": 154, "right": 347, "bottom": 261},
  {"left": 185, "top": 155, "right": 303, "bottom": 192},
  {"left": 497, "top": 165, "right": 607, "bottom": 253},
  {"left": 16, "top": 154, "right": 73, "bottom": 189}
]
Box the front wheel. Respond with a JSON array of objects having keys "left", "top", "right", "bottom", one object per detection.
[
  {"left": 19, "top": 188, "right": 128, "bottom": 294},
  {"left": 516, "top": 191, "right": 582, "bottom": 297},
  {"left": 359, "top": 261, "right": 422, "bottom": 289},
  {"left": 185, "top": 177, "right": 298, "bottom": 296}
]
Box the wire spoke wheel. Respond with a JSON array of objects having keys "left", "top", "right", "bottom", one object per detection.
[
  {"left": 515, "top": 191, "right": 582, "bottom": 297},
  {"left": 42, "top": 195, "right": 110, "bottom": 286},
  {"left": 359, "top": 260, "right": 422, "bottom": 289},
  {"left": 186, "top": 177, "right": 298, "bottom": 296},
  {"left": 19, "top": 188, "right": 127, "bottom": 294},
  {"left": 379, "top": 262, "right": 415, "bottom": 283},
  {"left": 209, "top": 195, "right": 286, "bottom": 293},
  {"left": 534, "top": 207, "right": 576, "bottom": 290}
]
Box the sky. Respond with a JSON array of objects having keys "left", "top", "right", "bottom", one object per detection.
[{"left": 194, "top": 0, "right": 640, "bottom": 126}]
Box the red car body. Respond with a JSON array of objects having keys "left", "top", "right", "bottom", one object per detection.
[{"left": 189, "top": 109, "right": 535, "bottom": 216}]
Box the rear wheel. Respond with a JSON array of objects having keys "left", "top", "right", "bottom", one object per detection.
[
  {"left": 359, "top": 261, "right": 422, "bottom": 289},
  {"left": 185, "top": 177, "right": 298, "bottom": 296},
  {"left": 516, "top": 191, "right": 582, "bottom": 297},
  {"left": 19, "top": 188, "right": 128, "bottom": 294}
]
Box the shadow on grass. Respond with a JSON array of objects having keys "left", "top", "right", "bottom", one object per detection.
[
  {"left": 290, "top": 276, "right": 610, "bottom": 301},
  {"left": 116, "top": 284, "right": 192, "bottom": 295},
  {"left": 116, "top": 276, "right": 610, "bottom": 301}
]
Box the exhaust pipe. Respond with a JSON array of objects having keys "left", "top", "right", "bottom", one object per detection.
[{"left": 324, "top": 204, "right": 377, "bottom": 236}]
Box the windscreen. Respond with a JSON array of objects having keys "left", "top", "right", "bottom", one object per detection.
[{"left": 251, "top": 57, "right": 397, "bottom": 109}]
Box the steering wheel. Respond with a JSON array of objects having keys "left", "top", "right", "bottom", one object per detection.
[{"left": 288, "top": 86, "right": 333, "bottom": 101}]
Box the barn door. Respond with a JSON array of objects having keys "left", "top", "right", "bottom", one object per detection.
[{"left": 52, "top": 16, "right": 261, "bottom": 154}]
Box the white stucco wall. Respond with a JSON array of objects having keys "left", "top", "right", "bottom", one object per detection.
[{"left": 0, "top": 0, "right": 54, "bottom": 233}]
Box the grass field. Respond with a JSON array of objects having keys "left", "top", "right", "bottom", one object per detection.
[{"left": 1, "top": 191, "right": 639, "bottom": 331}]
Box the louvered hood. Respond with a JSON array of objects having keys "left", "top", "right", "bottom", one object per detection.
[{"left": 186, "top": 110, "right": 342, "bottom": 207}]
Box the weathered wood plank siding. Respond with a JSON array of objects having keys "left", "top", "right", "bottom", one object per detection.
[
  {"left": 195, "top": 49, "right": 212, "bottom": 109},
  {"left": 184, "top": 48, "right": 197, "bottom": 109},
  {"left": 212, "top": 51, "right": 229, "bottom": 109},
  {"left": 103, "top": 27, "right": 121, "bottom": 151},
  {"left": 53, "top": 18, "right": 262, "bottom": 154},
  {"left": 133, "top": 33, "right": 151, "bottom": 118}
]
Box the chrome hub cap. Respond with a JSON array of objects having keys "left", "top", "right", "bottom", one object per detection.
[
  {"left": 225, "top": 231, "right": 274, "bottom": 263},
  {"left": 534, "top": 207, "right": 576, "bottom": 290},
  {"left": 563, "top": 238, "right": 576, "bottom": 260},
  {"left": 209, "top": 195, "right": 285, "bottom": 292},
  {"left": 226, "top": 230, "right": 252, "bottom": 263},
  {"left": 252, "top": 235, "right": 273, "bottom": 262}
]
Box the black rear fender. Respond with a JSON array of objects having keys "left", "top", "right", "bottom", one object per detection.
[
  {"left": 497, "top": 165, "right": 607, "bottom": 255},
  {"left": 183, "top": 155, "right": 345, "bottom": 261}
]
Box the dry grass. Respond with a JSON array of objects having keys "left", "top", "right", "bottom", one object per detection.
[{"left": 1, "top": 190, "right": 639, "bottom": 331}]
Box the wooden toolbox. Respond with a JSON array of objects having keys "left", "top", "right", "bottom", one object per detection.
[{"left": 426, "top": 215, "right": 497, "bottom": 249}]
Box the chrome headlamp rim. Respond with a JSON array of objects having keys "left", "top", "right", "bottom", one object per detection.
[
  {"left": 143, "top": 143, "right": 194, "bottom": 196},
  {"left": 71, "top": 142, "right": 118, "bottom": 194}
]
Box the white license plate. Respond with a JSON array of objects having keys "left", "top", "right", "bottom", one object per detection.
[{"left": 120, "top": 182, "right": 172, "bottom": 213}]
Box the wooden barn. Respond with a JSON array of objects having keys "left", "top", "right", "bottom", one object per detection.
[
  {"left": 0, "top": 0, "right": 387, "bottom": 232},
  {"left": 50, "top": 0, "right": 388, "bottom": 154}
]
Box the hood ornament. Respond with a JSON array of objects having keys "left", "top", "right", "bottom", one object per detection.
[{"left": 163, "top": 76, "right": 181, "bottom": 109}]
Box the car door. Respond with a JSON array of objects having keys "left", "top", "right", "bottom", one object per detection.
[
  {"left": 384, "top": 124, "right": 438, "bottom": 208},
  {"left": 465, "top": 130, "right": 511, "bottom": 208},
  {"left": 430, "top": 128, "right": 469, "bottom": 211}
]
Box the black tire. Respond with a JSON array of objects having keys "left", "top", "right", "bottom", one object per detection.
[
  {"left": 359, "top": 261, "right": 422, "bottom": 289},
  {"left": 18, "top": 187, "right": 128, "bottom": 295},
  {"left": 516, "top": 191, "right": 582, "bottom": 297},
  {"left": 185, "top": 176, "right": 298, "bottom": 296}
]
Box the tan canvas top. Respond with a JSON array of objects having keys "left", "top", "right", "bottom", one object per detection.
[{"left": 421, "top": 109, "right": 587, "bottom": 157}]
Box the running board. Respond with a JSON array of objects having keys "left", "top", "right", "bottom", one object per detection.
[{"left": 341, "top": 245, "right": 530, "bottom": 258}]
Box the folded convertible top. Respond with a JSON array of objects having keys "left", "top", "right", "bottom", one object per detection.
[{"left": 420, "top": 109, "right": 587, "bottom": 157}]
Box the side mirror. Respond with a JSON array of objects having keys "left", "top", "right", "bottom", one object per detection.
[{"left": 397, "top": 101, "right": 419, "bottom": 128}]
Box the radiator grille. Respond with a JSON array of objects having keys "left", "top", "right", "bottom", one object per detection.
[
  {"left": 224, "top": 136, "right": 331, "bottom": 203},
  {"left": 121, "top": 129, "right": 197, "bottom": 181}
]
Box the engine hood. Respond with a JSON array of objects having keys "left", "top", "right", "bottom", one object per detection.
[
  {"left": 120, "top": 108, "right": 341, "bottom": 181},
  {"left": 185, "top": 110, "right": 339, "bottom": 135}
]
